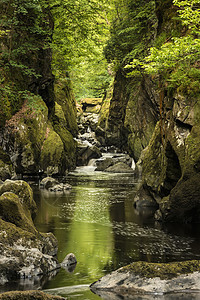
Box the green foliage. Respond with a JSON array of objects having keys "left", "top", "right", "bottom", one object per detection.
[
  {"left": 126, "top": 0, "right": 200, "bottom": 94},
  {"left": 49, "top": 0, "right": 113, "bottom": 99},
  {"left": 104, "top": 0, "right": 157, "bottom": 68},
  {"left": 0, "top": 0, "right": 53, "bottom": 125}
]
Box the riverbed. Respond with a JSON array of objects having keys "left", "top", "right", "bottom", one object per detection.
[{"left": 32, "top": 165, "right": 200, "bottom": 299}]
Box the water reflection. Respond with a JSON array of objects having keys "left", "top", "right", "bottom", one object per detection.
[{"left": 32, "top": 168, "right": 200, "bottom": 298}]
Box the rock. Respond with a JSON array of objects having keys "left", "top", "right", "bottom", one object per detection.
[
  {"left": 105, "top": 162, "right": 134, "bottom": 173},
  {"left": 61, "top": 253, "right": 77, "bottom": 266},
  {"left": 0, "top": 290, "right": 65, "bottom": 299},
  {"left": 40, "top": 177, "right": 59, "bottom": 189},
  {"left": 0, "top": 160, "right": 12, "bottom": 181},
  {"left": 61, "top": 253, "right": 77, "bottom": 273},
  {"left": 95, "top": 157, "right": 113, "bottom": 171},
  {"left": 0, "top": 180, "right": 60, "bottom": 282},
  {"left": 0, "top": 192, "right": 37, "bottom": 234},
  {"left": 81, "top": 98, "right": 102, "bottom": 113},
  {"left": 49, "top": 183, "right": 72, "bottom": 192},
  {"left": 90, "top": 260, "right": 200, "bottom": 297},
  {"left": 77, "top": 143, "right": 102, "bottom": 166},
  {"left": 0, "top": 180, "right": 37, "bottom": 217},
  {"left": 40, "top": 177, "right": 72, "bottom": 192}
]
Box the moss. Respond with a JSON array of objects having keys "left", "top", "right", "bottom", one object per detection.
[
  {"left": 121, "top": 260, "right": 200, "bottom": 280},
  {"left": 128, "top": 133, "right": 143, "bottom": 162},
  {"left": 0, "top": 180, "right": 36, "bottom": 216},
  {"left": 0, "top": 159, "right": 12, "bottom": 180},
  {"left": 0, "top": 192, "right": 37, "bottom": 234},
  {"left": 0, "top": 147, "right": 12, "bottom": 165},
  {"left": 97, "top": 98, "right": 111, "bottom": 130},
  {"left": 53, "top": 124, "right": 76, "bottom": 171},
  {"left": 54, "top": 78, "right": 78, "bottom": 136},
  {"left": 141, "top": 122, "right": 164, "bottom": 190},
  {"left": 0, "top": 218, "right": 35, "bottom": 246},
  {"left": 0, "top": 290, "right": 64, "bottom": 300},
  {"left": 40, "top": 126, "right": 64, "bottom": 174}
]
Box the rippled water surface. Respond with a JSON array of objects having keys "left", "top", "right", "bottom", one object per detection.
[{"left": 32, "top": 166, "right": 200, "bottom": 299}]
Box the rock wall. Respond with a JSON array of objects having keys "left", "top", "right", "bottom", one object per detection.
[
  {"left": 0, "top": 0, "right": 77, "bottom": 178},
  {"left": 136, "top": 92, "right": 200, "bottom": 223},
  {"left": 105, "top": 71, "right": 159, "bottom": 160},
  {"left": 104, "top": 0, "right": 200, "bottom": 223}
]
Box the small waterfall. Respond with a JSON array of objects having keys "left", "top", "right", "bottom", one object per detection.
[{"left": 87, "top": 158, "right": 97, "bottom": 167}]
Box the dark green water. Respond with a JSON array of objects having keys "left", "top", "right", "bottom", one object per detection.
[{"left": 32, "top": 166, "right": 200, "bottom": 299}]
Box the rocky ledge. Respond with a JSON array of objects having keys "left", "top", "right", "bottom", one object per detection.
[
  {"left": 90, "top": 260, "right": 200, "bottom": 298},
  {"left": 0, "top": 180, "right": 59, "bottom": 284}
]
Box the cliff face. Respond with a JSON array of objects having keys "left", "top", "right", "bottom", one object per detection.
[
  {"left": 105, "top": 71, "right": 159, "bottom": 161},
  {"left": 105, "top": 0, "right": 200, "bottom": 222},
  {"left": 0, "top": 0, "right": 77, "bottom": 178}
]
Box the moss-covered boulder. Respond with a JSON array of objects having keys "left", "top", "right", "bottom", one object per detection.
[
  {"left": 0, "top": 180, "right": 37, "bottom": 216},
  {"left": 0, "top": 192, "right": 37, "bottom": 234},
  {"left": 0, "top": 290, "right": 64, "bottom": 300},
  {"left": 90, "top": 260, "right": 200, "bottom": 297},
  {"left": 0, "top": 180, "right": 59, "bottom": 282},
  {"left": 81, "top": 98, "right": 102, "bottom": 113}
]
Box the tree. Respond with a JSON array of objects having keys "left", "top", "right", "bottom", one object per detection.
[{"left": 49, "top": 0, "right": 113, "bottom": 99}]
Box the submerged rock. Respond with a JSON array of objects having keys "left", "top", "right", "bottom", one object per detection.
[{"left": 90, "top": 260, "right": 200, "bottom": 297}]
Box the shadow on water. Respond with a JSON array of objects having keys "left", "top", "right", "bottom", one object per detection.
[{"left": 4, "top": 167, "right": 200, "bottom": 299}]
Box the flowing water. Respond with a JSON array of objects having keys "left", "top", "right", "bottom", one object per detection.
[{"left": 30, "top": 165, "right": 200, "bottom": 299}]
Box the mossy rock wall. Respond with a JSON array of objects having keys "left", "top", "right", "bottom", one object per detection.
[
  {"left": 105, "top": 70, "right": 159, "bottom": 157},
  {"left": 54, "top": 78, "right": 78, "bottom": 136},
  {"left": 136, "top": 92, "right": 200, "bottom": 223},
  {"left": 1, "top": 96, "right": 76, "bottom": 176}
]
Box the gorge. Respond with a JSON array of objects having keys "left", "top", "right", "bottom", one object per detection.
[{"left": 1, "top": 0, "right": 200, "bottom": 299}]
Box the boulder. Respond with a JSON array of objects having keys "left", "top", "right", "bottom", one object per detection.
[
  {"left": 90, "top": 260, "right": 200, "bottom": 298},
  {"left": 40, "top": 177, "right": 59, "bottom": 189},
  {"left": 61, "top": 253, "right": 77, "bottom": 273},
  {"left": 0, "top": 180, "right": 37, "bottom": 217},
  {"left": 49, "top": 183, "right": 72, "bottom": 192},
  {"left": 77, "top": 143, "right": 102, "bottom": 166},
  {"left": 40, "top": 177, "right": 72, "bottom": 192},
  {"left": 0, "top": 192, "right": 37, "bottom": 234},
  {"left": 0, "top": 290, "right": 64, "bottom": 299},
  {"left": 105, "top": 162, "right": 134, "bottom": 173},
  {"left": 95, "top": 157, "right": 113, "bottom": 171},
  {"left": 0, "top": 180, "right": 60, "bottom": 282}
]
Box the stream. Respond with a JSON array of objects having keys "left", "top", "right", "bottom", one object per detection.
[{"left": 31, "top": 162, "right": 200, "bottom": 299}]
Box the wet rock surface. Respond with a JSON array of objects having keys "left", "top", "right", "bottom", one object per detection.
[{"left": 90, "top": 260, "right": 200, "bottom": 297}]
